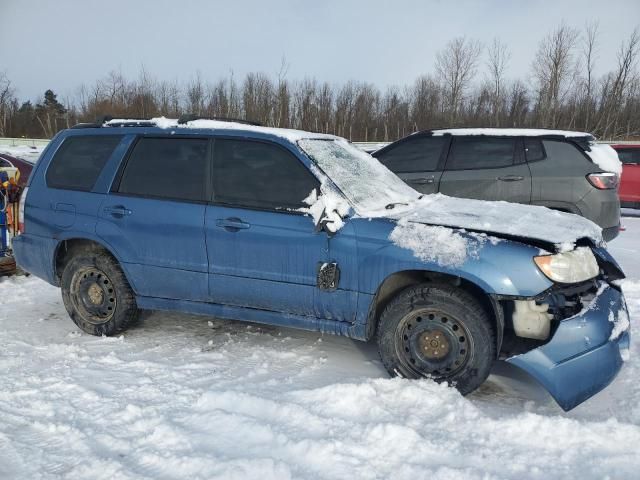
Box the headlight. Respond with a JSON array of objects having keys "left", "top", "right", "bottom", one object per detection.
[{"left": 533, "top": 247, "right": 600, "bottom": 283}]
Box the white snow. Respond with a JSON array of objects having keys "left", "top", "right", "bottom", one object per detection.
[
  {"left": 430, "top": 127, "right": 594, "bottom": 138},
  {"left": 105, "top": 117, "right": 336, "bottom": 142},
  {"left": 389, "top": 218, "right": 475, "bottom": 267},
  {"left": 299, "top": 138, "right": 603, "bottom": 248},
  {"left": 609, "top": 306, "right": 631, "bottom": 341},
  {"left": 1, "top": 216, "right": 639, "bottom": 479},
  {"left": 0, "top": 145, "right": 45, "bottom": 163},
  {"left": 585, "top": 142, "right": 623, "bottom": 174},
  {"left": 300, "top": 186, "right": 350, "bottom": 233}
]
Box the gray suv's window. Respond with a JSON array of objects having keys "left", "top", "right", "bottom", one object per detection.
[
  {"left": 46, "top": 135, "right": 122, "bottom": 191},
  {"left": 377, "top": 136, "right": 447, "bottom": 172},
  {"left": 541, "top": 140, "right": 589, "bottom": 166},
  {"left": 447, "top": 137, "right": 516, "bottom": 170},
  {"left": 524, "top": 139, "right": 546, "bottom": 162},
  {"left": 118, "top": 137, "right": 209, "bottom": 202},
  {"left": 213, "top": 139, "right": 318, "bottom": 210}
]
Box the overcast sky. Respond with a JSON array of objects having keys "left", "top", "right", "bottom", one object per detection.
[{"left": 1, "top": 0, "right": 639, "bottom": 102}]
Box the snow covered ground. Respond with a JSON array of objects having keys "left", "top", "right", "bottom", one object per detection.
[
  {"left": 1, "top": 214, "right": 639, "bottom": 479},
  {"left": 0, "top": 145, "right": 45, "bottom": 163}
]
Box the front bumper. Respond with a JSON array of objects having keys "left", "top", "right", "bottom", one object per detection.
[{"left": 507, "top": 283, "right": 630, "bottom": 411}]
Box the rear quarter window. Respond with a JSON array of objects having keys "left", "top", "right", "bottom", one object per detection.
[
  {"left": 46, "top": 135, "right": 123, "bottom": 191},
  {"left": 541, "top": 140, "right": 592, "bottom": 168}
]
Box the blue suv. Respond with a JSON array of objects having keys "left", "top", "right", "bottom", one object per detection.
[{"left": 13, "top": 117, "right": 631, "bottom": 411}]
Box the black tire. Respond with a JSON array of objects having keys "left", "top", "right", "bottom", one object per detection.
[
  {"left": 377, "top": 283, "right": 495, "bottom": 395},
  {"left": 61, "top": 249, "right": 138, "bottom": 336}
]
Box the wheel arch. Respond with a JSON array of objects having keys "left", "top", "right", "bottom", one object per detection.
[
  {"left": 53, "top": 237, "right": 136, "bottom": 293},
  {"left": 365, "top": 269, "right": 504, "bottom": 357}
]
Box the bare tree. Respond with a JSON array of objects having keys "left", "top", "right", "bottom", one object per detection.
[
  {"left": 435, "top": 37, "right": 483, "bottom": 124},
  {"left": 486, "top": 38, "right": 511, "bottom": 126},
  {"left": 533, "top": 23, "right": 579, "bottom": 127},
  {"left": 0, "top": 72, "right": 15, "bottom": 137}
]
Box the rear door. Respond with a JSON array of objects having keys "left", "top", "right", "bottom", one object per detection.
[
  {"left": 438, "top": 136, "right": 531, "bottom": 203},
  {"left": 373, "top": 135, "right": 449, "bottom": 194},
  {"left": 96, "top": 136, "right": 210, "bottom": 301}
]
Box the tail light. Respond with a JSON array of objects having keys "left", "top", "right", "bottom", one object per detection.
[
  {"left": 587, "top": 172, "right": 619, "bottom": 190},
  {"left": 18, "top": 187, "right": 28, "bottom": 234}
]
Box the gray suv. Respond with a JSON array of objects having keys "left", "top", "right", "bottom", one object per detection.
[{"left": 373, "top": 128, "right": 621, "bottom": 241}]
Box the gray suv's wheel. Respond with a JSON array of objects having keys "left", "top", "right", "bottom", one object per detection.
[
  {"left": 377, "top": 283, "right": 495, "bottom": 395},
  {"left": 61, "top": 250, "right": 138, "bottom": 336}
]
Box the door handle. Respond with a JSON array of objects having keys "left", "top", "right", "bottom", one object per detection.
[
  {"left": 103, "top": 206, "right": 132, "bottom": 217},
  {"left": 497, "top": 175, "right": 524, "bottom": 182},
  {"left": 216, "top": 217, "right": 250, "bottom": 232},
  {"left": 409, "top": 177, "right": 435, "bottom": 185}
]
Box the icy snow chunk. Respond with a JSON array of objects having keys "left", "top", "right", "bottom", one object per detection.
[
  {"left": 389, "top": 219, "right": 479, "bottom": 267},
  {"left": 300, "top": 186, "right": 350, "bottom": 233},
  {"left": 430, "top": 127, "right": 595, "bottom": 138},
  {"left": 585, "top": 142, "right": 622, "bottom": 175},
  {"left": 609, "top": 306, "right": 630, "bottom": 341}
]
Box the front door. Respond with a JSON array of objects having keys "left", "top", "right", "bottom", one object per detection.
[
  {"left": 439, "top": 136, "right": 532, "bottom": 204},
  {"left": 206, "top": 138, "right": 357, "bottom": 321}
]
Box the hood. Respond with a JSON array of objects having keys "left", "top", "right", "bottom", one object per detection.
[{"left": 377, "top": 194, "right": 603, "bottom": 250}]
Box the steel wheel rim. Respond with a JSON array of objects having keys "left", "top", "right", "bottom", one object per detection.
[
  {"left": 71, "top": 266, "right": 117, "bottom": 324},
  {"left": 395, "top": 308, "right": 473, "bottom": 379}
]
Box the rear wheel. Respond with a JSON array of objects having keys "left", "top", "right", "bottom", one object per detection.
[
  {"left": 377, "top": 283, "right": 495, "bottom": 395},
  {"left": 61, "top": 250, "right": 138, "bottom": 336}
]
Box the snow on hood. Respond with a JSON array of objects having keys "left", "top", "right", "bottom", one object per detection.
[
  {"left": 376, "top": 194, "right": 603, "bottom": 249},
  {"left": 106, "top": 116, "right": 335, "bottom": 142}
]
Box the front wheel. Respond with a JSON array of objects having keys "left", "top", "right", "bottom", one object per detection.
[
  {"left": 377, "top": 283, "right": 495, "bottom": 395},
  {"left": 61, "top": 250, "right": 138, "bottom": 336}
]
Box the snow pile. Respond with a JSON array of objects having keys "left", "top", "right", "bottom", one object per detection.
[
  {"left": 300, "top": 187, "right": 350, "bottom": 233},
  {"left": 431, "top": 127, "right": 594, "bottom": 138},
  {"left": 380, "top": 193, "right": 604, "bottom": 248},
  {"left": 106, "top": 116, "right": 336, "bottom": 142},
  {"left": 586, "top": 142, "right": 622, "bottom": 174},
  {"left": 0, "top": 145, "right": 45, "bottom": 163},
  {"left": 0, "top": 218, "right": 640, "bottom": 479},
  {"left": 389, "top": 219, "right": 477, "bottom": 267}
]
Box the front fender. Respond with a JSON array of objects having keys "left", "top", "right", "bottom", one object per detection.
[{"left": 353, "top": 218, "right": 553, "bottom": 297}]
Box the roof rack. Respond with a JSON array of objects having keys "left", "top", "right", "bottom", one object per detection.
[
  {"left": 177, "top": 114, "right": 261, "bottom": 126},
  {"left": 71, "top": 115, "right": 263, "bottom": 129}
]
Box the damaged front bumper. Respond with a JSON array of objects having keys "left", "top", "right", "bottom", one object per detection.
[{"left": 506, "top": 283, "right": 630, "bottom": 411}]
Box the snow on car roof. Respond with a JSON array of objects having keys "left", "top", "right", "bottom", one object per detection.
[
  {"left": 429, "top": 128, "right": 594, "bottom": 138},
  {"left": 105, "top": 117, "right": 336, "bottom": 142}
]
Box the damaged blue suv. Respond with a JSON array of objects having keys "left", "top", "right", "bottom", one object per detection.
[{"left": 14, "top": 117, "right": 631, "bottom": 411}]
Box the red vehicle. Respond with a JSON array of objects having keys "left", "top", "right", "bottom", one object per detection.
[
  {"left": 0, "top": 153, "right": 34, "bottom": 189},
  {"left": 612, "top": 144, "right": 640, "bottom": 209}
]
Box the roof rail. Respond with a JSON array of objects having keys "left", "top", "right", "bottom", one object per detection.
[{"left": 178, "top": 114, "right": 261, "bottom": 126}]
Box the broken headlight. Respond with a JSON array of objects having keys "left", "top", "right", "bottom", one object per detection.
[{"left": 534, "top": 247, "right": 600, "bottom": 284}]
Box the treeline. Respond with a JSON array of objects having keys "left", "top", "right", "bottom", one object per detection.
[{"left": 1, "top": 23, "right": 639, "bottom": 141}]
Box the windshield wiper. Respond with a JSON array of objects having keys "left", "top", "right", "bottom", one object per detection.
[{"left": 385, "top": 202, "right": 409, "bottom": 210}]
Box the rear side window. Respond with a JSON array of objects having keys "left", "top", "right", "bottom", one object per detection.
[
  {"left": 616, "top": 148, "right": 640, "bottom": 165},
  {"left": 447, "top": 137, "right": 516, "bottom": 170},
  {"left": 118, "top": 137, "right": 209, "bottom": 202},
  {"left": 46, "top": 135, "right": 122, "bottom": 191},
  {"left": 213, "top": 139, "right": 318, "bottom": 210},
  {"left": 524, "top": 139, "right": 546, "bottom": 162},
  {"left": 376, "top": 136, "right": 446, "bottom": 173}
]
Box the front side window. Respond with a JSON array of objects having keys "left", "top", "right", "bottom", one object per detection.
[
  {"left": 213, "top": 139, "right": 318, "bottom": 210},
  {"left": 46, "top": 135, "right": 122, "bottom": 191},
  {"left": 118, "top": 137, "right": 209, "bottom": 202},
  {"left": 376, "top": 136, "right": 447, "bottom": 173},
  {"left": 447, "top": 137, "right": 516, "bottom": 170}
]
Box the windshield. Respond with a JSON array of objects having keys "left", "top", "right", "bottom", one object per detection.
[{"left": 298, "top": 139, "right": 418, "bottom": 214}]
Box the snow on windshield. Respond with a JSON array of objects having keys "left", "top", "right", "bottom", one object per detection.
[{"left": 298, "top": 138, "right": 417, "bottom": 213}]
